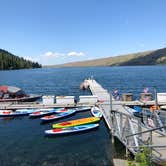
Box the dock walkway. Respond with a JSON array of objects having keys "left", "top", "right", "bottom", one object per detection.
[
  {"left": 86, "top": 79, "right": 131, "bottom": 129},
  {"left": 85, "top": 79, "right": 166, "bottom": 164}
]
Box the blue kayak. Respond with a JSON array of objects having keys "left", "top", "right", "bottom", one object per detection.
[
  {"left": 29, "top": 108, "right": 55, "bottom": 117},
  {"left": 41, "top": 109, "right": 76, "bottom": 122},
  {"left": 0, "top": 110, "right": 29, "bottom": 117},
  {"left": 45, "top": 123, "right": 99, "bottom": 135},
  {"left": 75, "top": 106, "right": 91, "bottom": 112}
]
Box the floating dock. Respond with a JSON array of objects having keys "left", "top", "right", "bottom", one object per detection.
[{"left": 84, "top": 78, "right": 166, "bottom": 165}]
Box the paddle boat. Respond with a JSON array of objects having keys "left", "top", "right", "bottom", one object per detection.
[
  {"left": 0, "top": 110, "right": 29, "bottom": 117},
  {"left": 45, "top": 124, "right": 99, "bottom": 135},
  {"left": 91, "top": 106, "right": 102, "bottom": 118},
  {"left": 41, "top": 109, "right": 76, "bottom": 122},
  {"left": 29, "top": 108, "right": 55, "bottom": 117},
  {"left": 52, "top": 117, "right": 100, "bottom": 128}
]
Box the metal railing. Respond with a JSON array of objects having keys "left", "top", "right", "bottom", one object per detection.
[{"left": 111, "top": 109, "right": 166, "bottom": 162}]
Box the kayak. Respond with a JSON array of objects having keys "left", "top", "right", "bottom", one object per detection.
[
  {"left": 15, "top": 109, "right": 37, "bottom": 114},
  {"left": 41, "top": 109, "right": 76, "bottom": 122},
  {"left": 91, "top": 106, "right": 102, "bottom": 118},
  {"left": 75, "top": 106, "right": 91, "bottom": 112},
  {"left": 45, "top": 124, "right": 99, "bottom": 135},
  {"left": 54, "top": 108, "right": 68, "bottom": 113},
  {"left": 0, "top": 110, "right": 29, "bottom": 117},
  {"left": 29, "top": 108, "right": 55, "bottom": 117},
  {"left": 52, "top": 117, "right": 100, "bottom": 128},
  {"left": 124, "top": 106, "right": 139, "bottom": 115}
]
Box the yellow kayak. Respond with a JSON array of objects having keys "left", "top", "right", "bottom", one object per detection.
[{"left": 52, "top": 117, "right": 100, "bottom": 128}]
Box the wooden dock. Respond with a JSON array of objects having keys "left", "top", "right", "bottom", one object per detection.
[
  {"left": 86, "top": 79, "right": 112, "bottom": 129},
  {"left": 0, "top": 102, "right": 94, "bottom": 110},
  {"left": 85, "top": 79, "right": 166, "bottom": 165}
]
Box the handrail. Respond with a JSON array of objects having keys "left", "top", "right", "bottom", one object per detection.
[
  {"left": 111, "top": 109, "right": 132, "bottom": 117},
  {"left": 127, "top": 145, "right": 166, "bottom": 148},
  {"left": 126, "top": 125, "right": 166, "bottom": 138}
]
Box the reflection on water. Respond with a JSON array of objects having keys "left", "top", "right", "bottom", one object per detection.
[{"left": 0, "top": 66, "right": 166, "bottom": 165}]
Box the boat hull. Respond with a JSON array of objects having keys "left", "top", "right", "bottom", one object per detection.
[
  {"left": 41, "top": 109, "right": 76, "bottom": 122},
  {"left": 76, "top": 107, "right": 91, "bottom": 112},
  {"left": 91, "top": 106, "right": 102, "bottom": 118},
  {"left": 0, "top": 110, "right": 29, "bottom": 117},
  {"left": 52, "top": 117, "right": 100, "bottom": 128},
  {"left": 29, "top": 108, "right": 55, "bottom": 117},
  {"left": 0, "top": 94, "right": 41, "bottom": 102},
  {"left": 45, "top": 124, "right": 99, "bottom": 135}
]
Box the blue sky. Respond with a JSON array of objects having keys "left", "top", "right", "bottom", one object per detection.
[{"left": 0, "top": 0, "right": 166, "bottom": 65}]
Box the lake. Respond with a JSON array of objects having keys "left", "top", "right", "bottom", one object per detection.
[{"left": 0, "top": 66, "right": 166, "bottom": 166}]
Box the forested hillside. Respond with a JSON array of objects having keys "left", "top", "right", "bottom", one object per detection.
[{"left": 0, "top": 49, "right": 41, "bottom": 70}]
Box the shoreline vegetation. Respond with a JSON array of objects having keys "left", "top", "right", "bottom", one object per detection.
[
  {"left": 1, "top": 47, "right": 166, "bottom": 70},
  {"left": 47, "top": 47, "right": 166, "bottom": 68},
  {"left": 0, "top": 49, "right": 41, "bottom": 70}
]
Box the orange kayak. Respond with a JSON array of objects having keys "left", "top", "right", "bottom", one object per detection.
[{"left": 52, "top": 117, "right": 100, "bottom": 128}]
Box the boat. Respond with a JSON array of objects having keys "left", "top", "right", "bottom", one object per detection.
[
  {"left": 15, "top": 109, "right": 37, "bottom": 114},
  {"left": 41, "top": 109, "right": 76, "bottom": 122},
  {"left": 54, "top": 108, "right": 68, "bottom": 113},
  {"left": 52, "top": 117, "right": 100, "bottom": 128},
  {"left": 91, "top": 106, "right": 102, "bottom": 117},
  {"left": 124, "top": 106, "right": 152, "bottom": 118},
  {"left": 45, "top": 124, "right": 99, "bottom": 135},
  {"left": 75, "top": 106, "right": 91, "bottom": 112},
  {"left": 124, "top": 106, "right": 140, "bottom": 115},
  {"left": 29, "top": 108, "right": 55, "bottom": 117},
  {"left": 0, "top": 110, "right": 29, "bottom": 117},
  {"left": 0, "top": 85, "right": 41, "bottom": 102}
]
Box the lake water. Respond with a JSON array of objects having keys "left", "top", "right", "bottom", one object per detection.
[{"left": 0, "top": 66, "right": 166, "bottom": 166}]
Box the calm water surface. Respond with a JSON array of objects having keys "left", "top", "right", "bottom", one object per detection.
[{"left": 0, "top": 66, "right": 166, "bottom": 166}]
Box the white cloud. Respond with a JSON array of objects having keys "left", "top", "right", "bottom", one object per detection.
[
  {"left": 42, "top": 51, "right": 64, "bottom": 58},
  {"left": 38, "top": 50, "right": 87, "bottom": 65},
  {"left": 67, "top": 51, "right": 85, "bottom": 56}
]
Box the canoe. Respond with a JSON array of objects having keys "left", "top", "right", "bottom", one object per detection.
[
  {"left": 29, "top": 108, "right": 55, "bottom": 117},
  {"left": 75, "top": 106, "right": 91, "bottom": 112},
  {"left": 52, "top": 117, "right": 100, "bottom": 128},
  {"left": 0, "top": 110, "right": 29, "bottom": 117},
  {"left": 91, "top": 106, "right": 102, "bottom": 118},
  {"left": 41, "top": 109, "right": 76, "bottom": 122},
  {"left": 45, "top": 124, "right": 99, "bottom": 135}
]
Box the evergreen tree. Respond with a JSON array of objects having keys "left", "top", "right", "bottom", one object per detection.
[{"left": 0, "top": 49, "right": 42, "bottom": 70}]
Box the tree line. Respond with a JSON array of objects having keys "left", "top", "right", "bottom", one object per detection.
[{"left": 0, "top": 49, "right": 42, "bottom": 70}]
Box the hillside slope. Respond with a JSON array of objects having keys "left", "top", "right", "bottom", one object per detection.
[
  {"left": 53, "top": 47, "right": 166, "bottom": 67},
  {"left": 0, "top": 49, "right": 42, "bottom": 70}
]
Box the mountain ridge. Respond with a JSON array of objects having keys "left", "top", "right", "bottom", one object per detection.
[{"left": 48, "top": 47, "right": 166, "bottom": 67}]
